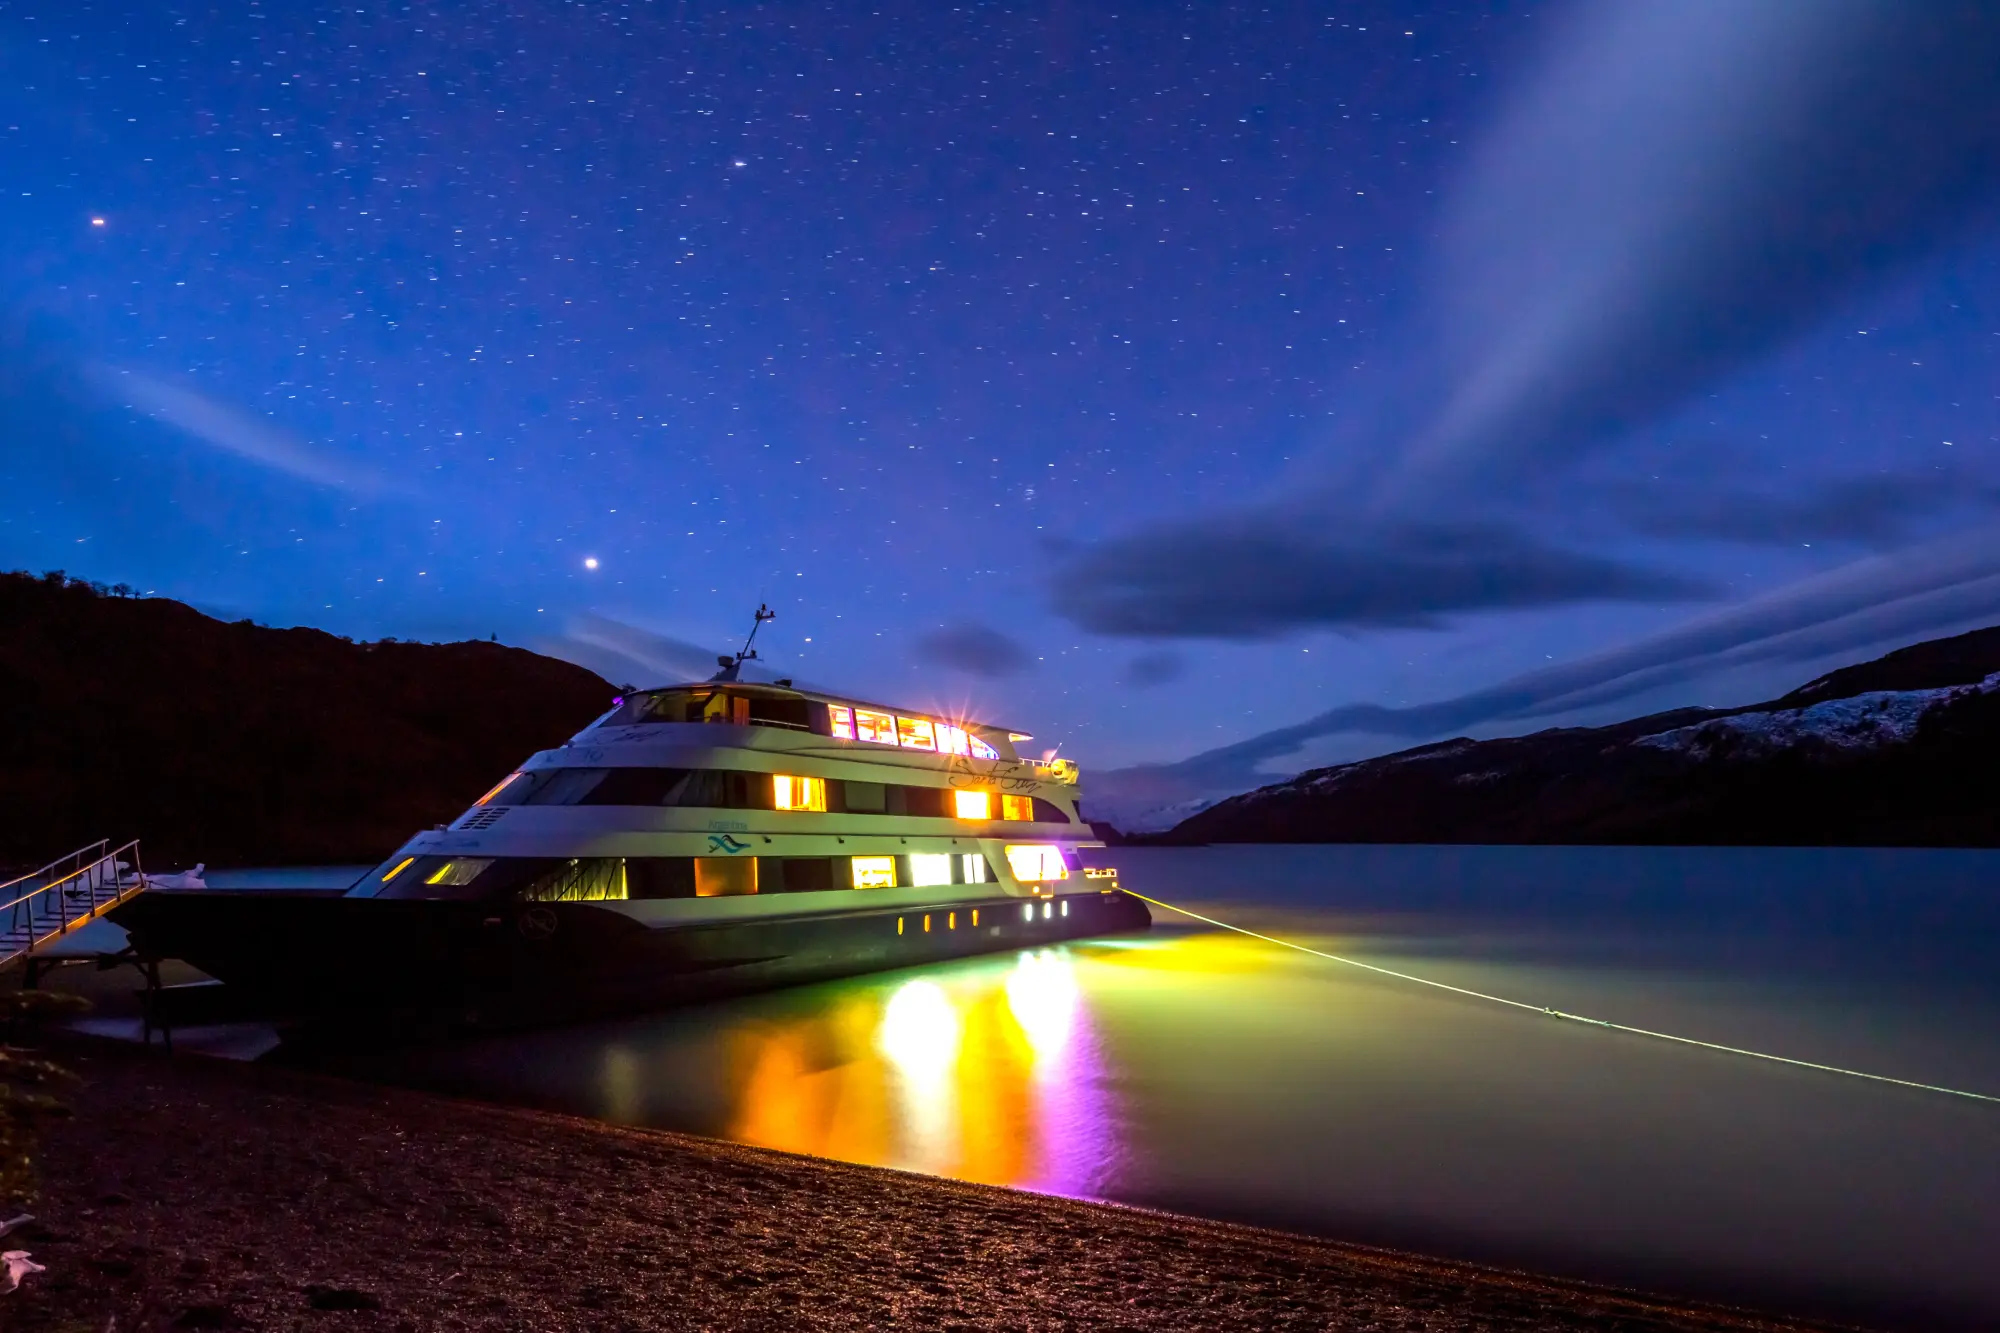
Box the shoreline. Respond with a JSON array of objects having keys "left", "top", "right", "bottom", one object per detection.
[{"left": 11, "top": 1036, "right": 1855, "bottom": 1332}]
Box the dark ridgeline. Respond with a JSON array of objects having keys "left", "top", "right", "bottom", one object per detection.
[
  {"left": 1161, "top": 626, "right": 2000, "bottom": 848},
  {"left": 0, "top": 571, "right": 615, "bottom": 868}
]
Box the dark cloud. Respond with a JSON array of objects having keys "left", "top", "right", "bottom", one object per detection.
[
  {"left": 914, "top": 623, "right": 1034, "bottom": 678},
  {"left": 1613, "top": 472, "right": 1995, "bottom": 547},
  {"left": 1053, "top": 514, "right": 1710, "bottom": 638},
  {"left": 1086, "top": 527, "right": 2000, "bottom": 828},
  {"left": 1387, "top": 1, "right": 2000, "bottom": 498},
  {"left": 1121, "top": 650, "right": 1184, "bottom": 689}
]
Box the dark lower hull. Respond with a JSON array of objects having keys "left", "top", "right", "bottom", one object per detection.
[{"left": 108, "top": 889, "right": 1151, "bottom": 1032}]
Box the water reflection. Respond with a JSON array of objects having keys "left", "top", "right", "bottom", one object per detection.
[{"left": 722, "top": 948, "right": 1112, "bottom": 1193}]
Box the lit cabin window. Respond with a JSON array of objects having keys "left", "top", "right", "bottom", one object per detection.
[
  {"left": 854, "top": 708, "right": 898, "bottom": 745},
  {"left": 960, "top": 853, "right": 989, "bottom": 883},
  {"left": 694, "top": 857, "right": 758, "bottom": 897},
  {"left": 1001, "top": 794, "right": 1033, "bottom": 822},
  {"left": 773, "top": 775, "right": 827, "bottom": 812},
  {"left": 851, "top": 855, "right": 897, "bottom": 888},
  {"left": 970, "top": 734, "right": 1000, "bottom": 760},
  {"left": 828, "top": 705, "right": 856, "bottom": 741},
  {"left": 1005, "top": 845, "right": 1067, "bottom": 883},
  {"left": 897, "top": 716, "right": 938, "bottom": 750},
  {"left": 424, "top": 858, "right": 494, "bottom": 887},
  {"left": 953, "top": 789, "right": 993, "bottom": 820},
  {"left": 909, "top": 853, "right": 953, "bottom": 887},
  {"left": 936, "top": 723, "right": 972, "bottom": 756}
]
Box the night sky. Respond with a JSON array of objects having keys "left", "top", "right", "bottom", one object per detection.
[{"left": 7, "top": 2, "right": 2000, "bottom": 819}]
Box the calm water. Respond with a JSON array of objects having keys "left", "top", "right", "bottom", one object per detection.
[{"left": 293, "top": 846, "right": 1999, "bottom": 1329}]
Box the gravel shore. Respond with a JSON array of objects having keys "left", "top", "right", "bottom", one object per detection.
[{"left": 9, "top": 1038, "right": 1849, "bottom": 1332}]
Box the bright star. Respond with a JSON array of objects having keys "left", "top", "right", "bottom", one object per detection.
[
  {"left": 584, "top": 556, "right": 600, "bottom": 570},
  {"left": 90, "top": 217, "right": 106, "bottom": 227}
]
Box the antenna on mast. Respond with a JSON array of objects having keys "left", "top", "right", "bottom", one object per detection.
[{"left": 711, "top": 604, "right": 776, "bottom": 682}]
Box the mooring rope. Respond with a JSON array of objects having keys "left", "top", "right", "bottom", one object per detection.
[{"left": 1120, "top": 889, "right": 2000, "bottom": 1107}]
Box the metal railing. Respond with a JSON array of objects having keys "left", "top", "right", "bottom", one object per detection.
[{"left": 0, "top": 839, "right": 146, "bottom": 969}]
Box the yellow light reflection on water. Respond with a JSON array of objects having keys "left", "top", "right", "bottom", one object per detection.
[{"left": 724, "top": 949, "right": 1109, "bottom": 1191}]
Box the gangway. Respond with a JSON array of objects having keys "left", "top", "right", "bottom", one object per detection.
[{"left": 0, "top": 839, "right": 147, "bottom": 977}]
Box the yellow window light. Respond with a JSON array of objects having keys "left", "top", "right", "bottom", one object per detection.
[
  {"left": 910, "top": 853, "right": 953, "bottom": 887},
  {"left": 971, "top": 909, "right": 979, "bottom": 926},
  {"left": 897, "top": 917, "right": 904, "bottom": 935},
  {"left": 851, "top": 855, "right": 897, "bottom": 889},
  {"left": 948, "top": 911, "right": 957, "bottom": 930},
  {"left": 1001, "top": 794, "right": 1033, "bottom": 822},
  {"left": 953, "top": 789, "right": 993, "bottom": 820},
  {"left": 773, "top": 774, "right": 827, "bottom": 812},
  {"left": 923, "top": 914, "right": 932, "bottom": 932},
  {"left": 380, "top": 856, "right": 415, "bottom": 884},
  {"left": 829, "top": 705, "right": 856, "bottom": 740},
  {"left": 473, "top": 772, "right": 523, "bottom": 807},
  {"left": 936, "top": 723, "right": 972, "bottom": 757},
  {"left": 1005, "top": 844, "right": 1067, "bottom": 883},
  {"left": 694, "top": 857, "right": 758, "bottom": 897},
  {"left": 424, "top": 858, "right": 493, "bottom": 887},
  {"left": 897, "top": 716, "right": 938, "bottom": 750},
  {"left": 854, "top": 708, "right": 897, "bottom": 744}
]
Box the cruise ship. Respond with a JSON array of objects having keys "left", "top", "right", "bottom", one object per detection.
[{"left": 112, "top": 615, "right": 1150, "bottom": 1028}]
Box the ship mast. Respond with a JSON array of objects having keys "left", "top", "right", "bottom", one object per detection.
[{"left": 710, "top": 604, "right": 776, "bottom": 682}]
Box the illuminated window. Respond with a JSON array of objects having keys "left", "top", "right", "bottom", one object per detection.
[
  {"left": 936, "top": 724, "right": 972, "bottom": 757},
  {"left": 851, "top": 855, "right": 897, "bottom": 888},
  {"left": 970, "top": 734, "right": 1000, "bottom": 760},
  {"left": 1005, "top": 845, "right": 1067, "bottom": 883},
  {"left": 971, "top": 909, "right": 979, "bottom": 926},
  {"left": 473, "top": 772, "right": 524, "bottom": 807},
  {"left": 897, "top": 716, "right": 938, "bottom": 750},
  {"left": 948, "top": 912, "right": 956, "bottom": 930},
  {"left": 854, "top": 709, "right": 897, "bottom": 744},
  {"left": 910, "top": 853, "right": 953, "bottom": 887},
  {"left": 425, "top": 858, "right": 493, "bottom": 887},
  {"left": 379, "top": 856, "right": 416, "bottom": 885},
  {"left": 694, "top": 857, "right": 758, "bottom": 897},
  {"left": 1022, "top": 903, "right": 1034, "bottom": 921},
  {"left": 828, "top": 705, "right": 855, "bottom": 740},
  {"left": 952, "top": 789, "right": 993, "bottom": 820},
  {"left": 1001, "top": 794, "right": 1033, "bottom": 822},
  {"left": 772, "top": 774, "right": 827, "bottom": 812},
  {"left": 961, "top": 853, "right": 990, "bottom": 883}
]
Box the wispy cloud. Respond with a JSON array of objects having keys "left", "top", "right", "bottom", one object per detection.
[
  {"left": 91, "top": 365, "right": 389, "bottom": 494},
  {"left": 535, "top": 612, "right": 729, "bottom": 688},
  {"left": 1054, "top": 1, "right": 2000, "bottom": 642}
]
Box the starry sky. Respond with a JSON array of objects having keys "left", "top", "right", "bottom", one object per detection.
[{"left": 7, "top": 1, "right": 2000, "bottom": 811}]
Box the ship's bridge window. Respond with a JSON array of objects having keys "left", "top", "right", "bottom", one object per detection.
[
  {"left": 936, "top": 724, "right": 972, "bottom": 757},
  {"left": 970, "top": 734, "right": 1000, "bottom": 760},
  {"left": 1004, "top": 845, "right": 1068, "bottom": 883},
  {"left": 853, "top": 708, "right": 898, "bottom": 745},
  {"left": 828, "top": 705, "right": 856, "bottom": 740},
  {"left": 773, "top": 774, "right": 827, "bottom": 812},
  {"left": 896, "top": 716, "right": 937, "bottom": 751}
]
